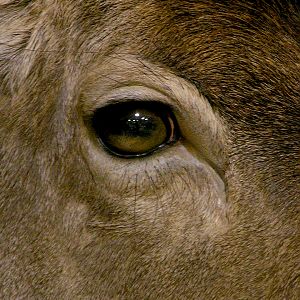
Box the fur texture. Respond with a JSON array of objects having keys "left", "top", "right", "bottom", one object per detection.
[{"left": 0, "top": 0, "right": 299, "bottom": 299}]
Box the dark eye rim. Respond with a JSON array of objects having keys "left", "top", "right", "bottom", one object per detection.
[{"left": 90, "top": 100, "right": 181, "bottom": 159}]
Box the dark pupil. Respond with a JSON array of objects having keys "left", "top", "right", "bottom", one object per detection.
[{"left": 114, "top": 112, "right": 156, "bottom": 137}]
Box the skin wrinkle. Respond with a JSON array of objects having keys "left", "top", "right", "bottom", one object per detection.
[
  {"left": 0, "top": 1, "right": 299, "bottom": 299},
  {"left": 145, "top": 168, "right": 165, "bottom": 228}
]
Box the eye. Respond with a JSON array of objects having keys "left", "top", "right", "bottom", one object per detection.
[{"left": 91, "top": 101, "right": 180, "bottom": 158}]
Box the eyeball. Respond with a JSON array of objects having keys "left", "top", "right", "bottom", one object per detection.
[{"left": 91, "top": 101, "right": 180, "bottom": 158}]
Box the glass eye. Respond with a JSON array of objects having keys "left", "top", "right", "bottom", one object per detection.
[{"left": 91, "top": 101, "right": 180, "bottom": 158}]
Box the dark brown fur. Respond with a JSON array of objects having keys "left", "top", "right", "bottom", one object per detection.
[{"left": 0, "top": 0, "right": 299, "bottom": 299}]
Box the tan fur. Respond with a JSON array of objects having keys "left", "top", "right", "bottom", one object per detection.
[{"left": 0, "top": 0, "right": 299, "bottom": 299}]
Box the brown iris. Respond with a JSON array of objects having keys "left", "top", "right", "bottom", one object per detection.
[{"left": 91, "top": 101, "right": 180, "bottom": 158}]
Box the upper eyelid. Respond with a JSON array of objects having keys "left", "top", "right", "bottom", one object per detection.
[
  {"left": 81, "top": 53, "right": 204, "bottom": 115},
  {"left": 96, "top": 97, "right": 179, "bottom": 115},
  {"left": 81, "top": 85, "right": 179, "bottom": 116}
]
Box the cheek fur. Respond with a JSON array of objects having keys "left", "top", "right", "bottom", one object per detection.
[{"left": 86, "top": 152, "right": 228, "bottom": 242}]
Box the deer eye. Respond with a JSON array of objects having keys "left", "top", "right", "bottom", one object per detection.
[{"left": 91, "top": 101, "right": 180, "bottom": 158}]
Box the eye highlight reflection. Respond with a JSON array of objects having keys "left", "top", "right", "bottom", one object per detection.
[{"left": 91, "top": 101, "right": 180, "bottom": 158}]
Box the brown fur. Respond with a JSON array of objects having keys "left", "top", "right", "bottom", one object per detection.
[{"left": 0, "top": 0, "right": 299, "bottom": 299}]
